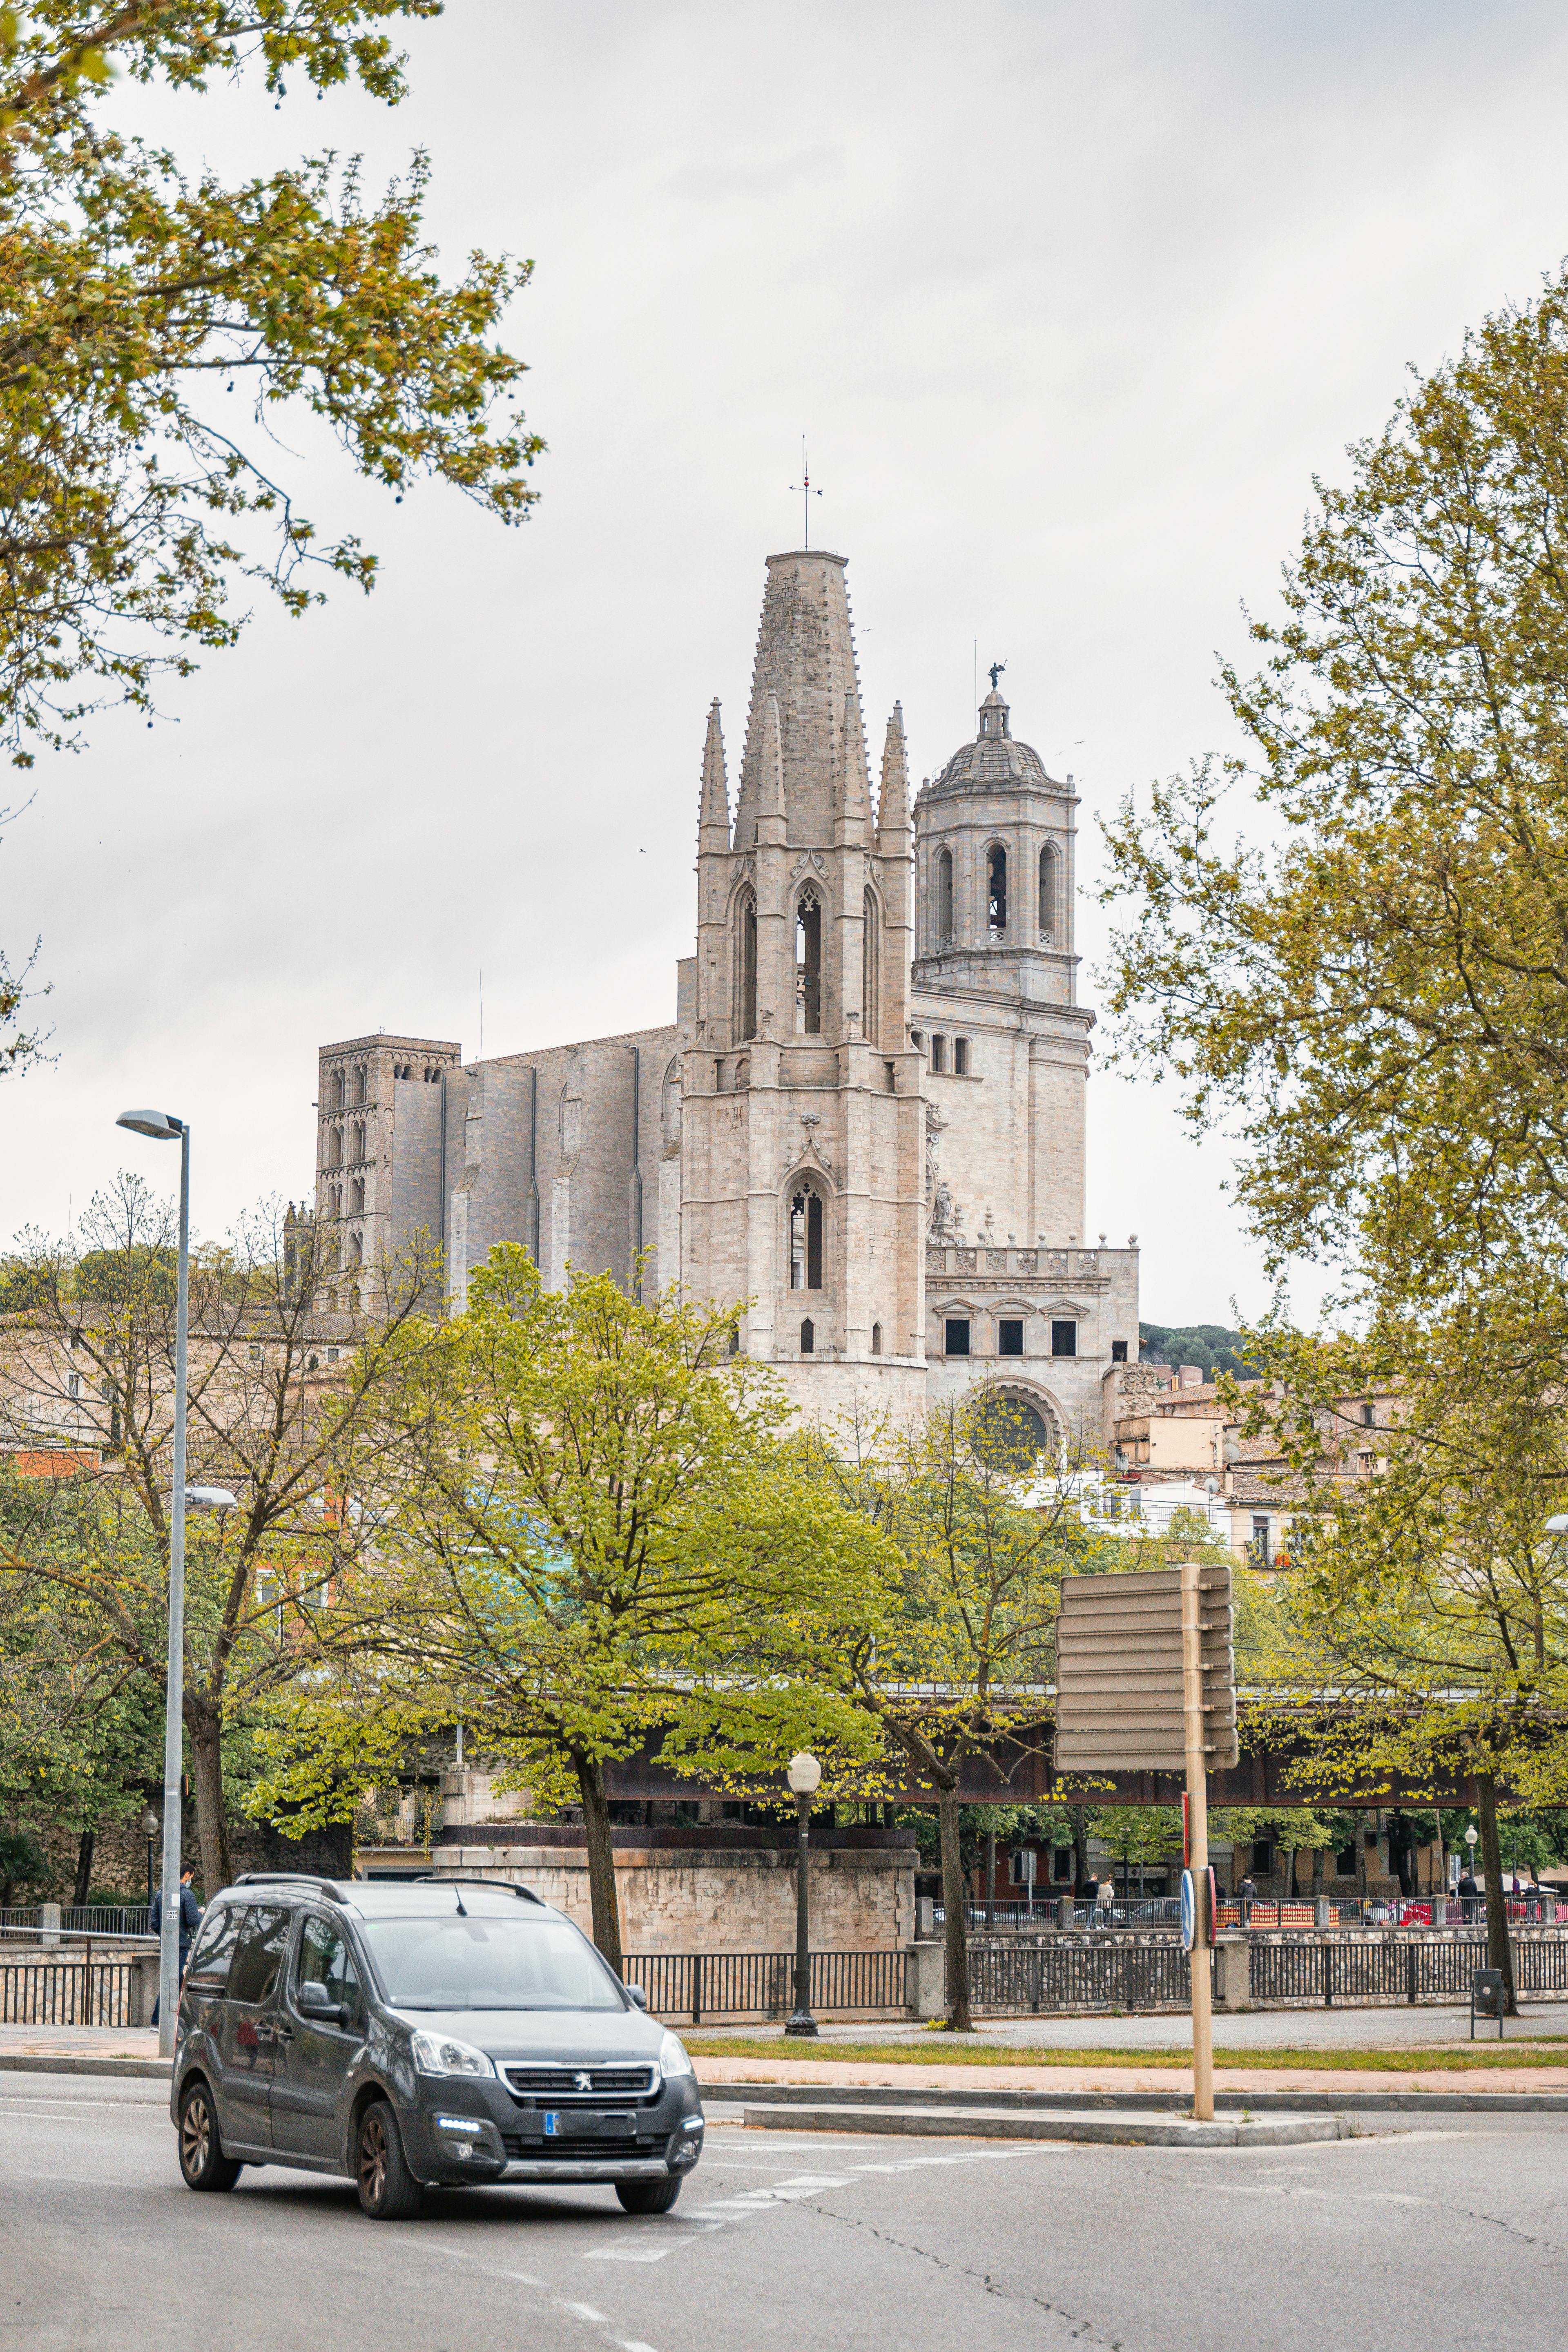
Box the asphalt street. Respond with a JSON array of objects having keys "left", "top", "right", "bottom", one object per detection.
[{"left": 4, "top": 2075, "right": 1567, "bottom": 2351}]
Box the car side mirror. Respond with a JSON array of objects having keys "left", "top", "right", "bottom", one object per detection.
[
  {"left": 299, "top": 1979, "right": 344, "bottom": 2023},
  {"left": 625, "top": 1983, "right": 648, "bottom": 2011}
]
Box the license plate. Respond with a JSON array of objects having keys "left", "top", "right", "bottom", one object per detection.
[{"left": 543, "top": 2111, "right": 634, "bottom": 2138}]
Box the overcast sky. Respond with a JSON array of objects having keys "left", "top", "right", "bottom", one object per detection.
[{"left": 4, "top": 0, "right": 1567, "bottom": 1328}]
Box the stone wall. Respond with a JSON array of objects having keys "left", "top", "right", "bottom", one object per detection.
[{"left": 432, "top": 1841, "right": 914, "bottom": 1953}]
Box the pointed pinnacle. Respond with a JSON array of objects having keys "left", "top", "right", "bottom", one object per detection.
[
  {"left": 699, "top": 697, "right": 729, "bottom": 850},
  {"left": 757, "top": 690, "right": 786, "bottom": 836},
  {"left": 877, "top": 701, "right": 910, "bottom": 845},
  {"left": 836, "top": 685, "right": 871, "bottom": 837}
]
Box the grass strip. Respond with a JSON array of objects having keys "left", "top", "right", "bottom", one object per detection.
[{"left": 685, "top": 2035, "right": 1568, "bottom": 2073}]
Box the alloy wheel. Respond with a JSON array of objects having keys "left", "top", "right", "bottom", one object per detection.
[
  {"left": 359, "top": 2113, "right": 388, "bottom": 2205},
  {"left": 181, "top": 2095, "right": 210, "bottom": 2179}
]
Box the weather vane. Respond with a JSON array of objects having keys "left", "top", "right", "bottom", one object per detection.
[
  {"left": 988, "top": 660, "right": 1006, "bottom": 693},
  {"left": 791, "top": 436, "right": 823, "bottom": 549}
]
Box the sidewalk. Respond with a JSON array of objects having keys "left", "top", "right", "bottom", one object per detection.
[{"left": 691, "top": 2003, "right": 1568, "bottom": 2051}]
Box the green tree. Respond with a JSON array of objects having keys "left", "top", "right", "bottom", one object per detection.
[
  {"left": 1090, "top": 1804, "right": 1179, "bottom": 1900},
  {"left": 0, "top": 1175, "right": 440, "bottom": 1891},
  {"left": 255, "top": 1248, "right": 894, "bottom": 1973},
  {"left": 1099, "top": 262, "right": 1568, "bottom": 1312}
]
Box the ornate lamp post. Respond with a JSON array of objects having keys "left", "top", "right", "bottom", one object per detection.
[
  {"left": 139, "top": 1806, "right": 159, "bottom": 1917},
  {"left": 785, "top": 1752, "right": 821, "bottom": 2039}
]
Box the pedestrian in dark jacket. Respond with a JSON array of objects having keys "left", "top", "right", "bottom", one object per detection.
[
  {"left": 149, "top": 1865, "right": 202, "bottom": 2026},
  {"left": 1458, "top": 1868, "right": 1479, "bottom": 1924}
]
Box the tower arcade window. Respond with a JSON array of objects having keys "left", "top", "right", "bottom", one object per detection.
[
  {"left": 737, "top": 890, "right": 758, "bottom": 1042},
  {"left": 987, "top": 844, "right": 1008, "bottom": 938},
  {"left": 930, "top": 1035, "right": 947, "bottom": 1073},
  {"left": 871, "top": 1321, "right": 883, "bottom": 1356},
  {"left": 350, "top": 1120, "right": 366, "bottom": 1163},
  {"left": 953, "top": 1037, "right": 970, "bottom": 1076},
  {"left": 328, "top": 1127, "right": 343, "bottom": 1168},
  {"left": 936, "top": 846, "right": 953, "bottom": 945},
  {"left": 800, "top": 1318, "right": 815, "bottom": 1354},
  {"left": 350, "top": 1177, "right": 365, "bottom": 1215},
  {"left": 862, "top": 886, "right": 880, "bottom": 1047},
  {"left": 790, "top": 1187, "right": 823, "bottom": 1289},
  {"left": 1039, "top": 843, "right": 1060, "bottom": 942},
  {"left": 795, "top": 887, "right": 821, "bottom": 1034},
  {"left": 353, "top": 1067, "right": 367, "bottom": 1106}
]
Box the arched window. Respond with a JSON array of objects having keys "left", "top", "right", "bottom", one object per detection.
[
  {"left": 1039, "top": 843, "right": 1060, "bottom": 942},
  {"left": 800, "top": 1318, "right": 815, "bottom": 1355},
  {"left": 350, "top": 1176, "right": 365, "bottom": 1215},
  {"left": 987, "top": 844, "right": 1008, "bottom": 938},
  {"left": 930, "top": 1035, "right": 947, "bottom": 1073},
  {"left": 329, "top": 1070, "right": 345, "bottom": 1111},
  {"left": 328, "top": 1126, "right": 343, "bottom": 1168},
  {"left": 862, "top": 886, "right": 880, "bottom": 1047},
  {"left": 954, "top": 1037, "right": 970, "bottom": 1076},
  {"left": 353, "top": 1067, "right": 367, "bottom": 1106},
  {"left": 871, "top": 1321, "right": 883, "bottom": 1357},
  {"left": 936, "top": 846, "right": 953, "bottom": 945},
  {"left": 349, "top": 1229, "right": 363, "bottom": 1267},
  {"left": 350, "top": 1120, "right": 366, "bottom": 1163},
  {"left": 737, "top": 890, "right": 758, "bottom": 1042},
  {"left": 795, "top": 887, "right": 821, "bottom": 1034},
  {"left": 790, "top": 1186, "right": 824, "bottom": 1289}
]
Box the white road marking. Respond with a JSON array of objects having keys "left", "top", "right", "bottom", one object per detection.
[{"left": 561, "top": 2303, "right": 608, "bottom": 2323}]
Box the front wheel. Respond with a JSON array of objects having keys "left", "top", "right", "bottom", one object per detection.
[
  {"left": 357, "top": 2100, "right": 424, "bottom": 2221},
  {"left": 616, "top": 2176, "right": 682, "bottom": 2214},
  {"left": 178, "top": 2082, "right": 241, "bottom": 2192}
]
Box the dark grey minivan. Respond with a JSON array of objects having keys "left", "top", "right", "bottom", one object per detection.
[{"left": 170, "top": 1873, "right": 704, "bottom": 2220}]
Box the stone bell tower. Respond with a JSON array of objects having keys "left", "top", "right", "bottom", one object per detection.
[{"left": 679, "top": 551, "right": 928, "bottom": 1419}]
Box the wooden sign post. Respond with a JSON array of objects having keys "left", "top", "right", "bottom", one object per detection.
[{"left": 1055, "top": 1559, "right": 1238, "bottom": 2125}]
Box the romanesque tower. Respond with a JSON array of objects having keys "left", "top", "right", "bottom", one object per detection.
[{"left": 679, "top": 551, "right": 929, "bottom": 1417}]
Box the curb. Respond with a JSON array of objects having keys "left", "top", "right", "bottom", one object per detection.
[
  {"left": 700, "top": 2077, "right": 1568, "bottom": 2115},
  {"left": 0, "top": 2054, "right": 170, "bottom": 2080},
  {"left": 737, "top": 2101, "right": 1356, "bottom": 2147}
]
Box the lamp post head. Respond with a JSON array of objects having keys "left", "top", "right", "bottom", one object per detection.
[
  {"left": 185, "top": 1486, "right": 237, "bottom": 1513},
  {"left": 786, "top": 1752, "right": 822, "bottom": 1798},
  {"left": 139, "top": 1806, "right": 159, "bottom": 1840},
  {"left": 1465, "top": 1825, "right": 1479, "bottom": 1848},
  {"left": 1547, "top": 1515, "right": 1568, "bottom": 1535},
  {"left": 116, "top": 1108, "right": 184, "bottom": 1141}
]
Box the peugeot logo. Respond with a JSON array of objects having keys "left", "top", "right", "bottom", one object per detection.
[{"left": 573, "top": 2071, "right": 593, "bottom": 2093}]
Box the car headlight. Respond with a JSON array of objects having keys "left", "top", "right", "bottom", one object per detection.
[
  {"left": 410, "top": 2030, "right": 495, "bottom": 2078},
  {"left": 658, "top": 2030, "right": 693, "bottom": 2078}
]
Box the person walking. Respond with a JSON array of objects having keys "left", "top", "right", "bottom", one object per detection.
[
  {"left": 149, "top": 1864, "right": 201, "bottom": 2027},
  {"left": 1458, "top": 1866, "right": 1479, "bottom": 1924}
]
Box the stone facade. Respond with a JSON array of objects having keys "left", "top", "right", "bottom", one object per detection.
[{"left": 314, "top": 550, "right": 1139, "bottom": 1437}]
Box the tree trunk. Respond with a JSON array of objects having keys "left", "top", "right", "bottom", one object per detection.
[
  {"left": 1070, "top": 1805, "right": 1089, "bottom": 1895},
  {"left": 1282, "top": 1846, "right": 1296, "bottom": 1905},
  {"left": 575, "top": 1752, "right": 623, "bottom": 1975},
  {"left": 984, "top": 1827, "right": 995, "bottom": 1929},
  {"left": 71, "top": 1828, "right": 95, "bottom": 1910},
  {"left": 1476, "top": 1771, "right": 1517, "bottom": 2015},
  {"left": 1432, "top": 1803, "right": 1446, "bottom": 1898},
  {"left": 187, "top": 1701, "right": 232, "bottom": 1898},
  {"left": 1311, "top": 1846, "right": 1324, "bottom": 1897},
  {"left": 937, "top": 1782, "right": 970, "bottom": 2031}
]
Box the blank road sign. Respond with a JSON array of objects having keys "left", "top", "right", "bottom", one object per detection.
[{"left": 1053, "top": 1565, "right": 1239, "bottom": 1773}]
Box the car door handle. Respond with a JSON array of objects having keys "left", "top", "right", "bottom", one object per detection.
[{"left": 271, "top": 2022, "right": 295, "bottom": 2046}]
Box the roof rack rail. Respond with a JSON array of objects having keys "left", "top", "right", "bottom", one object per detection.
[
  {"left": 402, "top": 1874, "right": 544, "bottom": 1906},
  {"left": 231, "top": 1872, "right": 350, "bottom": 1902}
]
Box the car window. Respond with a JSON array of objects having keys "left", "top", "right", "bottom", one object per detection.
[
  {"left": 225, "top": 1905, "right": 291, "bottom": 2006},
  {"left": 359, "top": 1912, "right": 625, "bottom": 2010},
  {"left": 187, "top": 1905, "right": 244, "bottom": 1991},
  {"left": 297, "top": 1913, "right": 361, "bottom": 2020}
]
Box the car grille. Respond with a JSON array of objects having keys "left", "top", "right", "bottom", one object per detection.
[
  {"left": 503, "top": 2065, "right": 657, "bottom": 2100},
  {"left": 501, "top": 2132, "right": 658, "bottom": 2162}
]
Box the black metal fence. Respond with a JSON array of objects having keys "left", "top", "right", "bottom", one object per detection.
[
  {"left": 1249, "top": 1930, "right": 1568, "bottom": 2007},
  {"left": 622, "top": 1948, "right": 910, "bottom": 2025},
  {"left": 0, "top": 1959, "right": 135, "bottom": 2027},
  {"left": 963, "top": 1936, "right": 1208, "bottom": 2013}
]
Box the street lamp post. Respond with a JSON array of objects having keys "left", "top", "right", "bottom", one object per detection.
[
  {"left": 785, "top": 1752, "right": 821, "bottom": 2038},
  {"left": 115, "top": 1107, "right": 192, "bottom": 2058},
  {"left": 139, "top": 1805, "right": 159, "bottom": 1917}
]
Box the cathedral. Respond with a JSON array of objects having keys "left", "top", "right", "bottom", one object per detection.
[{"left": 313, "top": 549, "right": 1140, "bottom": 1449}]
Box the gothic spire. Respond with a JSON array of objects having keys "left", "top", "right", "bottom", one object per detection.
[
  {"left": 756, "top": 689, "right": 786, "bottom": 844},
  {"left": 736, "top": 551, "right": 859, "bottom": 848},
  {"left": 698, "top": 697, "right": 729, "bottom": 852},
  {"left": 834, "top": 683, "right": 872, "bottom": 844},
  {"left": 877, "top": 701, "right": 910, "bottom": 849}
]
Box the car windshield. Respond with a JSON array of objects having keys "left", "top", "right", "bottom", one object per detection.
[{"left": 359, "top": 1909, "right": 626, "bottom": 2011}]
